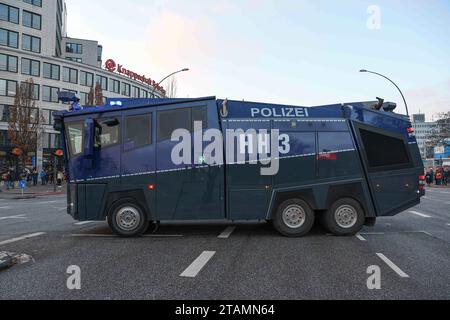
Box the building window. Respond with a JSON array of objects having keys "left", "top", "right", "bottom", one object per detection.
[
  {"left": 109, "top": 79, "right": 120, "bottom": 94},
  {"left": 0, "top": 104, "right": 11, "bottom": 122},
  {"left": 140, "top": 90, "right": 148, "bottom": 98},
  {"left": 65, "top": 42, "right": 83, "bottom": 54},
  {"left": 0, "top": 4, "right": 19, "bottom": 24},
  {"left": 43, "top": 63, "right": 60, "bottom": 80},
  {"left": 80, "top": 71, "right": 93, "bottom": 87},
  {"left": 20, "top": 81, "right": 39, "bottom": 100},
  {"left": 22, "top": 10, "right": 41, "bottom": 30},
  {"left": 133, "top": 86, "right": 140, "bottom": 98},
  {"left": 63, "top": 67, "right": 78, "bottom": 84},
  {"left": 23, "top": 0, "right": 42, "bottom": 7},
  {"left": 0, "top": 53, "right": 18, "bottom": 73},
  {"left": 22, "top": 34, "right": 41, "bottom": 53},
  {"left": 121, "top": 83, "right": 130, "bottom": 96},
  {"left": 43, "top": 86, "right": 59, "bottom": 103},
  {"left": 0, "top": 28, "right": 19, "bottom": 48},
  {"left": 96, "top": 75, "right": 108, "bottom": 91},
  {"left": 21, "top": 58, "right": 40, "bottom": 76},
  {"left": 80, "top": 92, "right": 88, "bottom": 105},
  {"left": 65, "top": 57, "right": 82, "bottom": 63},
  {"left": 0, "top": 79, "right": 17, "bottom": 97}
]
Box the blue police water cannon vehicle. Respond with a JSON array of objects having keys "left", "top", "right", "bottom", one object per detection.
[{"left": 53, "top": 94, "right": 425, "bottom": 237}]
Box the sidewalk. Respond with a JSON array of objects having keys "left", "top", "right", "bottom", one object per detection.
[{"left": 0, "top": 183, "right": 67, "bottom": 199}]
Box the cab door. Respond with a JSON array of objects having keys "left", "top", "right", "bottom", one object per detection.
[
  {"left": 155, "top": 100, "right": 224, "bottom": 220},
  {"left": 120, "top": 110, "right": 156, "bottom": 217}
]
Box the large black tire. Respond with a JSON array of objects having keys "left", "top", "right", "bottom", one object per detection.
[
  {"left": 323, "top": 198, "right": 365, "bottom": 236},
  {"left": 273, "top": 199, "right": 315, "bottom": 237},
  {"left": 107, "top": 198, "right": 149, "bottom": 237}
]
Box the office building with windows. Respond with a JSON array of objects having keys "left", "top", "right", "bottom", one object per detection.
[
  {"left": 0, "top": 0, "right": 164, "bottom": 171},
  {"left": 411, "top": 114, "right": 438, "bottom": 159}
]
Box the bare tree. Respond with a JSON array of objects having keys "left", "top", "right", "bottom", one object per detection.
[
  {"left": 87, "top": 87, "right": 95, "bottom": 106},
  {"left": 425, "top": 112, "right": 450, "bottom": 158},
  {"left": 7, "top": 78, "right": 45, "bottom": 173},
  {"left": 94, "top": 83, "right": 104, "bottom": 106},
  {"left": 165, "top": 76, "right": 178, "bottom": 98}
]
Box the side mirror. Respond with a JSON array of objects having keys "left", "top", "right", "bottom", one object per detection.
[{"left": 84, "top": 118, "right": 95, "bottom": 159}]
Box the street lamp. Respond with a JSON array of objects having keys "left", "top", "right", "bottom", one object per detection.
[
  {"left": 151, "top": 68, "right": 190, "bottom": 98},
  {"left": 359, "top": 69, "right": 409, "bottom": 117}
]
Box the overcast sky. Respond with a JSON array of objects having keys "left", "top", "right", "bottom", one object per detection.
[{"left": 66, "top": 0, "right": 450, "bottom": 119}]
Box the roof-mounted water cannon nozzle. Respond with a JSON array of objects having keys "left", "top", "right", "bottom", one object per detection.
[
  {"left": 373, "top": 97, "right": 384, "bottom": 111},
  {"left": 58, "top": 91, "right": 79, "bottom": 103}
]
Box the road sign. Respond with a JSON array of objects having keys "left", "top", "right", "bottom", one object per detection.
[{"left": 19, "top": 180, "right": 27, "bottom": 189}]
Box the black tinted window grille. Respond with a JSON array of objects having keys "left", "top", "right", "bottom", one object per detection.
[{"left": 360, "top": 129, "right": 410, "bottom": 169}]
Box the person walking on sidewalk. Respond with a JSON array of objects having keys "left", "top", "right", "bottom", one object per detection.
[
  {"left": 425, "top": 169, "right": 433, "bottom": 187},
  {"left": 443, "top": 167, "right": 449, "bottom": 186},
  {"left": 57, "top": 170, "right": 63, "bottom": 187},
  {"left": 40, "top": 169, "right": 47, "bottom": 185},
  {"left": 435, "top": 169, "right": 443, "bottom": 186},
  {"left": 32, "top": 167, "right": 38, "bottom": 186}
]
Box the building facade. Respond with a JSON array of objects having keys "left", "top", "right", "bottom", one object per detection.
[
  {"left": 0, "top": 0, "right": 164, "bottom": 171},
  {"left": 411, "top": 114, "right": 438, "bottom": 159}
]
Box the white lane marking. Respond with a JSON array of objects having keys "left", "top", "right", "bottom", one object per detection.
[
  {"left": 0, "top": 214, "right": 26, "bottom": 221},
  {"left": 71, "top": 234, "right": 114, "bottom": 237},
  {"left": 218, "top": 226, "right": 236, "bottom": 239},
  {"left": 360, "top": 232, "right": 385, "bottom": 235},
  {"left": 70, "top": 234, "right": 184, "bottom": 238},
  {"left": 0, "top": 206, "right": 12, "bottom": 210},
  {"left": 446, "top": 224, "right": 450, "bottom": 227},
  {"left": 180, "top": 251, "right": 216, "bottom": 278},
  {"left": 376, "top": 253, "right": 409, "bottom": 278},
  {"left": 409, "top": 211, "right": 432, "bottom": 218},
  {"left": 74, "top": 221, "right": 94, "bottom": 226},
  {"left": 55, "top": 207, "right": 67, "bottom": 211},
  {"left": 0, "top": 232, "right": 46, "bottom": 246},
  {"left": 356, "top": 234, "right": 366, "bottom": 241},
  {"left": 36, "top": 201, "right": 60, "bottom": 205}
]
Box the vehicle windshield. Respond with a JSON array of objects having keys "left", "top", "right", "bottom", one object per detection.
[{"left": 66, "top": 122, "right": 84, "bottom": 158}]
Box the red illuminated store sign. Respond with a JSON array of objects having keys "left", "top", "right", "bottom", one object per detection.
[{"left": 105, "top": 59, "right": 166, "bottom": 96}]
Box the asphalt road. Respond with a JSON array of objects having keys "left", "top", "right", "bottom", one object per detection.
[{"left": 0, "top": 188, "right": 449, "bottom": 300}]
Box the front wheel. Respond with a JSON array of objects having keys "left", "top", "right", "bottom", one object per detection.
[
  {"left": 107, "top": 199, "right": 149, "bottom": 237},
  {"left": 323, "top": 198, "right": 365, "bottom": 236},
  {"left": 273, "top": 199, "right": 315, "bottom": 237}
]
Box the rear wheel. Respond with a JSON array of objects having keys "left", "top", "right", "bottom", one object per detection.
[
  {"left": 323, "top": 198, "right": 365, "bottom": 236},
  {"left": 273, "top": 199, "right": 315, "bottom": 237},
  {"left": 107, "top": 199, "right": 149, "bottom": 237}
]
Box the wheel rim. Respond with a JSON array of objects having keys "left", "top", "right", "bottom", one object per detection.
[
  {"left": 334, "top": 205, "right": 358, "bottom": 229},
  {"left": 282, "top": 205, "right": 306, "bottom": 229},
  {"left": 116, "top": 206, "right": 141, "bottom": 231}
]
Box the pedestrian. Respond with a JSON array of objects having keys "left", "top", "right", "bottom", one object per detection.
[
  {"left": 435, "top": 169, "right": 443, "bottom": 186},
  {"left": 57, "top": 170, "right": 63, "bottom": 187},
  {"left": 32, "top": 167, "right": 38, "bottom": 186},
  {"left": 40, "top": 169, "right": 47, "bottom": 185},
  {"left": 443, "top": 167, "right": 449, "bottom": 186},
  {"left": 425, "top": 169, "right": 433, "bottom": 187},
  {"left": 2, "top": 170, "right": 10, "bottom": 190},
  {"left": 9, "top": 169, "right": 15, "bottom": 189}
]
